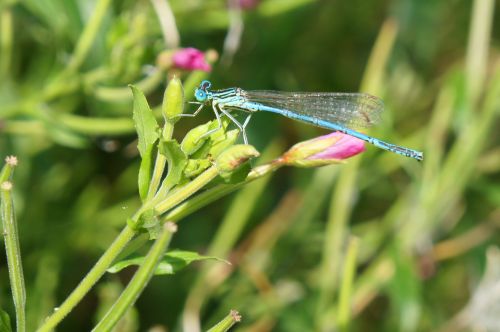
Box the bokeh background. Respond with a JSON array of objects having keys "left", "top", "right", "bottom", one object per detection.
[{"left": 1, "top": 0, "right": 500, "bottom": 331}]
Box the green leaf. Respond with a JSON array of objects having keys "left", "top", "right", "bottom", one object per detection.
[
  {"left": 158, "top": 139, "right": 188, "bottom": 191},
  {"left": 0, "top": 309, "right": 12, "bottom": 332},
  {"left": 137, "top": 146, "right": 154, "bottom": 200},
  {"left": 130, "top": 85, "right": 159, "bottom": 157},
  {"left": 130, "top": 85, "right": 159, "bottom": 199},
  {"left": 386, "top": 242, "right": 421, "bottom": 331},
  {"left": 107, "top": 250, "right": 229, "bottom": 275}
]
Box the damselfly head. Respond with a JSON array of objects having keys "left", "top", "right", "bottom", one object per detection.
[{"left": 194, "top": 80, "right": 212, "bottom": 102}]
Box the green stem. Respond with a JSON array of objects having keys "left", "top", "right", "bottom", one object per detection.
[
  {"left": 316, "top": 157, "right": 360, "bottom": 331},
  {"left": 0, "top": 157, "right": 16, "bottom": 182},
  {"left": 67, "top": 0, "right": 113, "bottom": 72},
  {"left": 0, "top": 7, "right": 13, "bottom": 77},
  {"left": 316, "top": 18, "right": 396, "bottom": 331},
  {"left": 92, "top": 223, "right": 176, "bottom": 331},
  {"left": 37, "top": 164, "right": 227, "bottom": 331},
  {"left": 207, "top": 310, "right": 241, "bottom": 332},
  {"left": 36, "top": 225, "right": 136, "bottom": 332},
  {"left": 337, "top": 237, "right": 359, "bottom": 332},
  {"left": 146, "top": 123, "right": 175, "bottom": 201},
  {"left": 163, "top": 162, "right": 281, "bottom": 221},
  {"left": 1, "top": 121, "right": 46, "bottom": 137},
  {"left": 1, "top": 182, "right": 26, "bottom": 332},
  {"left": 154, "top": 166, "right": 220, "bottom": 214},
  {"left": 93, "top": 68, "right": 166, "bottom": 102},
  {"left": 146, "top": 153, "right": 168, "bottom": 201},
  {"left": 57, "top": 113, "right": 135, "bottom": 136},
  {"left": 465, "top": 0, "right": 494, "bottom": 103}
]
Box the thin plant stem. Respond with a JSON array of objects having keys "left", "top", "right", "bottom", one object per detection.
[
  {"left": 92, "top": 222, "right": 177, "bottom": 331},
  {"left": 163, "top": 161, "right": 282, "bottom": 222},
  {"left": 37, "top": 163, "right": 225, "bottom": 331},
  {"left": 147, "top": 154, "right": 168, "bottom": 201},
  {"left": 36, "top": 225, "right": 136, "bottom": 332},
  {"left": 465, "top": 0, "right": 494, "bottom": 103},
  {"left": 150, "top": 0, "right": 180, "bottom": 49},
  {"left": 206, "top": 310, "right": 242, "bottom": 332},
  {"left": 316, "top": 19, "right": 396, "bottom": 331},
  {"left": 146, "top": 122, "right": 175, "bottom": 201},
  {"left": 1, "top": 181, "right": 26, "bottom": 332},
  {"left": 181, "top": 145, "right": 280, "bottom": 331},
  {"left": 93, "top": 68, "right": 166, "bottom": 102},
  {"left": 67, "top": 0, "right": 113, "bottom": 72},
  {"left": 154, "top": 166, "right": 220, "bottom": 214},
  {"left": 316, "top": 157, "right": 360, "bottom": 331},
  {"left": 57, "top": 114, "right": 135, "bottom": 136},
  {"left": 0, "top": 7, "right": 13, "bottom": 77},
  {"left": 338, "top": 237, "right": 359, "bottom": 332}
]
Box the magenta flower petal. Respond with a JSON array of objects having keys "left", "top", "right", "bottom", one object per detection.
[
  {"left": 281, "top": 132, "right": 365, "bottom": 168},
  {"left": 172, "top": 48, "right": 212, "bottom": 72},
  {"left": 308, "top": 132, "right": 365, "bottom": 160}
]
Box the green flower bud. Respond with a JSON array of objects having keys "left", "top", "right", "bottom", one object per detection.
[
  {"left": 181, "top": 122, "right": 212, "bottom": 155},
  {"left": 215, "top": 144, "right": 260, "bottom": 175},
  {"left": 210, "top": 129, "right": 239, "bottom": 158},
  {"left": 162, "top": 76, "right": 184, "bottom": 122}
]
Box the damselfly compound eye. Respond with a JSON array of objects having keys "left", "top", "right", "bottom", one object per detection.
[
  {"left": 195, "top": 89, "right": 207, "bottom": 102},
  {"left": 200, "top": 80, "right": 212, "bottom": 90}
]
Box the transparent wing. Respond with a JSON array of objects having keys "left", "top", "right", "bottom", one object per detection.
[{"left": 243, "top": 90, "right": 383, "bottom": 128}]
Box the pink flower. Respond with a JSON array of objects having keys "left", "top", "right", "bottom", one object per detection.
[
  {"left": 307, "top": 132, "right": 365, "bottom": 160},
  {"left": 281, "top": 132, "right": 365, "bottom": 167},
  {"left": 172, "top": 48, "right": 211, "bottom": 72},
  {"left": 238, "top": 0, "right": 259, "bottom": 10}
]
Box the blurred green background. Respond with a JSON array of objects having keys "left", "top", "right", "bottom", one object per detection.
[{"left": 1, "top": 0, "right": 499, "bottom": 331}]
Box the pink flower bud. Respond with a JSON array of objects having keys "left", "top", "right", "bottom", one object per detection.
[
  {"left": 281, "top": 132, "right": 365, "bottom": 168},
  {"left": 172, "top": 48, "right": 211, "bottom": 72},
  {"left": 308, "top": 132, "right": 365, "bottom": 160}
]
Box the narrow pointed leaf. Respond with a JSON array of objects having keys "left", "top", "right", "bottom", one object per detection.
[
  {"left": 130, "top": 85, "right": 159, "bottom": 157},
  {"left": 158, "top": 139, "right": 188, "bottom": 191},
  {"left": 107, "top": 250, "right": 229, "bottom": 275}
]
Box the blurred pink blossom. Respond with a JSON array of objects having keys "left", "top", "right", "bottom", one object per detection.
[
  {"left": 172, "top": 48, "right": 211, "bottom": 72},
  {"left": 238, "top": 0, "right": 260, "bottom": 10}
]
